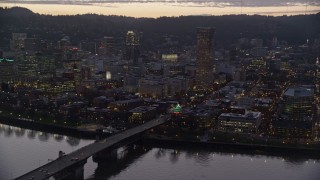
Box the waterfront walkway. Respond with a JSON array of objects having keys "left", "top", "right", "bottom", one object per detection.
[{"left": 15, "top": 116, "right": 169, "bottom": 180}]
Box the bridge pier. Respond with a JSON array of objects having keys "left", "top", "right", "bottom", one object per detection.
[
  {"left": 53, "top": 159, "right": 87, "bottom": 180},
  {"left": 92, "top": 144, "right": 152, "bottom": 178},
  {"left": 92, "top": 144, "right": 149, "bottom": 163},
  {"left": 92, "top": 135, "right": 145, "bottom": 163},
  {"left": 15, "top": 117, "right": 167, "bottom": 180},
  {"left": 93, "top": 148, "right": 118, "bottom": 162}
]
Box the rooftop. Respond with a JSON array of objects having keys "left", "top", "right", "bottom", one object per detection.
[
  {"left": 219, "top": 111, "right": 261, "bottom": 120},
  {"left": 129, "top": 106, "right": 156, "bottom": 113},
  {"left": 284, "top": 87, "right": 313, "bottom": 97},
  {"left": 110, "top": 98, "right": 143, "bottom": 105},
  {"left": 0, "top": 58, "right": 14, "bottom": 62},
  {"left": 87, "top": 107, "right": 110, "bottom": 113}
]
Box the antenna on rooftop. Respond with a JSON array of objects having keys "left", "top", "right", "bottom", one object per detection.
[
  {"left": 241, "top": 0, "right": 243, "bottom": 15},
  {"left": 305, "top": 0, "right": 308, "bottom": 15},
  {"left": 305, "top": 0, "right": 309, "bottom": 43}
]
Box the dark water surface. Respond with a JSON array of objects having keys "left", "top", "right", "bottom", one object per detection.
[
  {"left": 84, "top": 143, "right": 320, "bottom": 180},
  {"left": 1, "top": 123, "right": 319, "bottom": 180},
  {"left": 0, "top": 124, "right": 93, "bottom": 179}
]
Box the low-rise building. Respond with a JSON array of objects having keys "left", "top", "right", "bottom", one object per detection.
[
  {"left": 138, "top": 76, "right": 168, "bottom": 98},
  {"left": 271, "top": 116, "right": 313, "bottom": 139},
  {"left": 85, "top": 107, "right": 113, "bottom": 125},
  {"left": 59, "top": 101, "right": 87, "bottom": 120},
  {"left": 128, "top": 106, "right": 157, "bottom": 124},
  {"left": 193, "top": 109, "right": 215, "bottom": 129},
  {"left": 217, "top": 111, "right": 261, "bottom": 134},
  {"left": 108, "top": 99, "right": 144, "bottom": 111}
]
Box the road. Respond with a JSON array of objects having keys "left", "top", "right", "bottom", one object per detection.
[{"left": 15, "top": 115, "right": 169, "bottom": 180}]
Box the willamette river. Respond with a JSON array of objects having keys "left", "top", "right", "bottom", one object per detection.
[{"left": 0, "top": 123, "right": 320, "bottom": 180}]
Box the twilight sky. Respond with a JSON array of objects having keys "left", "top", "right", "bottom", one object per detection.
[
  {"left": 2, "top": 0, "right": 320, "bottom": 6},
  {"left": 1, "top": 0, "right": 319, "bottom": 17}
]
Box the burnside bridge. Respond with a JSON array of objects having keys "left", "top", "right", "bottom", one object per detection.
[{"left": 15, "top": 115, "right": 170, "bottom": 180}]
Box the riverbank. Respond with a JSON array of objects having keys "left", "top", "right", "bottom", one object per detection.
[
  {"left": 2, "top": 114, "right": 320, "bottom": 157},
  {"left": 144, "top": 135, "right": 320, "bottom": 158},
  {"left": 0, "top": 115, "right": 97, "bottom": 139}
]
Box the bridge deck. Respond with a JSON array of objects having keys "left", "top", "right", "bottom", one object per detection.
[{"left": 15, "top": 116, "right": 168, "bottom": 180}]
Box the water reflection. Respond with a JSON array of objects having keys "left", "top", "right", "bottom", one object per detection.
[
  {"left": 169, "top": 149, "right": 180, "bottom": 164},
  {"left": 283, "top": 157, "right": 311, "bottom": 167},
  {"left": 86, "top": 143, "right": 320, "bottom": 180},
  {"left": 38, "top": 132, "right": 50, "bottom": 142},
  {"left": 4, "top": 125, "right": 14, "bottom": 137},
  {"left": 27, "top": 130, "right": 36, "bottom": 139},
  {"left": 54, "top": 134, "right": 64, "bottom": 142},
  {"left": 0, "top": 123, "right": 82, "bottom": 145},
  {"left": 0, "top": 124, "right": 3, "bottom": 134},
  {"left": 1, "top": 122, "right": 319, "bottom": 180},
  {"left": 14, "top": 127, "right": 25, "bottom": 137},
  {"left": 0, "top": 123, "right": 94, "bottom": 179},
  {"left": 194, "top": 151, "right": 211, "bottom": 167},
  {"left": 154, "top": 148, "right": 166, "bottom": 159},
  {"left": 66, "top": 137, "right": 81, "bottom": 146},
  {"left": 92, "top": 144, "right": 152, "bottom": 179}
]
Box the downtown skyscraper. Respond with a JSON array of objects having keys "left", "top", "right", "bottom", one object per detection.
[
  {"left": 125, "top": 31, "right": 140, "bottom": 64},
  {"left": 195, "top": 27, "right": 215, "bottom": 91}
]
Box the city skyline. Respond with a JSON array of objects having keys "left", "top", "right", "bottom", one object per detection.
[{"left": 0, "top": 5, "right": 319, "bottom": 179}]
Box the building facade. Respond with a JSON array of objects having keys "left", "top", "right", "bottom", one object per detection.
[
  {"left": 271, "top": 87, "right": 315, "bottom": 139},
  {"left": 125, "top": 31, "right": 140, "bottom": 64},
  {"left": 217, "top": 111, "right": 262, "bottom": 134},
  {"left": 283, "top": 87, "right": 314, "bottom": 120},
  {"left": 195, "top": 27, "right": 215, "bottom": 91}
]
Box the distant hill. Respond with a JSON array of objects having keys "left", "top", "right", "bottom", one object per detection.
[
  {"left": 0, "top": 7, "right": 319, "bottom": 48},
  {"left": 0, "top": 6, "right": 34, "bottom": 17}
]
